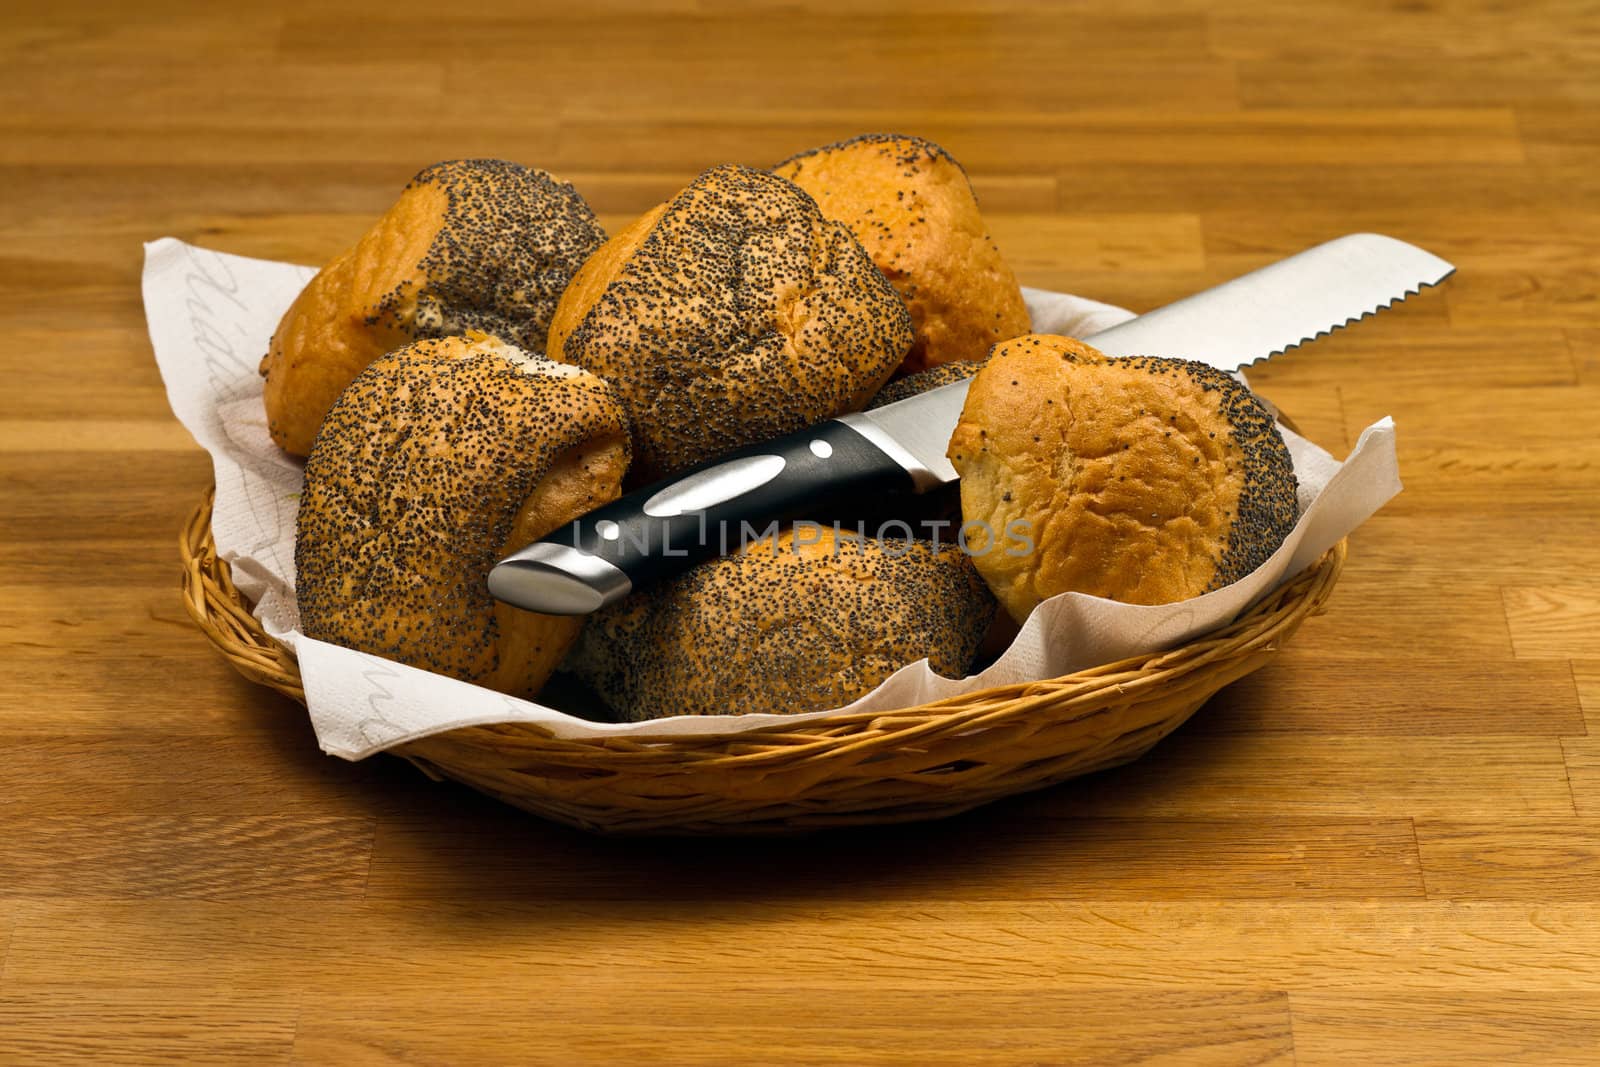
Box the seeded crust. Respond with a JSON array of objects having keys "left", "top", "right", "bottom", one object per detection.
[
  {"left": 295, "top": 334, "right": 630, "bottom": 698},
  {"left": 948, "top": 335, "right": 1298, "bottom": 619},
  {"left": 261, "top": 159, "right": 607, "bottom": 456},
  {"left": 866, "top": 357, "right": 986, "bottom": 410},
  {"left": 567, "top": 526, "right": 996, "bottom": 721},
  {"left": 773, "top": 133, "right": 1031, "bottom": 375},
  {"left": 546, "top": 204, "right": 666, "bottom": 368},
  {"left": 550, "top": 163, "right": 913, "bottom": 483}
]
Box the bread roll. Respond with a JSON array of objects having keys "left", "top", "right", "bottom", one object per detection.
[
  {"left": 567, "top": 526, "right": 995, "bottom": 720},
  {"left": 547, "top": 163, "right": 913, "bottom": 483},
  {"left": 773, "top": 133, "right": 1030, "bottom": 375},
  {"left": 261, "top": 159, "right": 606, "bottom": 456},
  {"left": 295, "top": 333, "right": 629, "bottom": 698},
  {"left": 948, "top": 335, "right": 1298, "bottom": 619}
]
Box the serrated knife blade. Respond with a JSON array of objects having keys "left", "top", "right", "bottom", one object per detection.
[{"left": 1086, "top": 232, "right": 1455, "bottom": 368}]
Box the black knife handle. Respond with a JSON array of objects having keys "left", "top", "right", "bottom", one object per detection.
[{"left": 487, "top": 418, "right": 920, "bottom": 615}]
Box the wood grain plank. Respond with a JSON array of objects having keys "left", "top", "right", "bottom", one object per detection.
[
  {"left": 0, "top": 420, "right": 196, "bottom": 452},
  {"left": 0, "top": 738, "right": 412, "bottom": 818},
  {"left": 1338, "top": 384, "right": 1600, "bottom": 510},
  {"left": 4, "top": 212, "right": 366, "bottom": 276},
  {"left": 0, "top": 327, "right": 177, "bottom": 420},
  {"left": 1567, "top": 327, "right": 1598, "bottom": 383},
  {"left": 970, "top": 175, "right": 1063, "bottom": 214},
  {"left": 444, "top": 56, "right": 1241, "bottom": 115},
  {"left": 0, "top": 12, "right": 284, "bottom": 62},
  {"left": 1243, "top": 325, "right": 1579, "bottom": 394},
  {"left": 0, "top": 904, "right": 15, "bottom": 991},
  {"left": 0, "top": 162, "right": 445, "bottom": 231},
  {"left": 1508, "top": 102, "right": 1600, "bottom": 167},
  {"left": 535, "top": 110, "right": 1526, "bottom": 173},
  {"left": 1210, "top": 0, "right": 1600, "bottom": 60},
  {"left": 293, "top": 988, "right": 1294, "bottom": 1067},
  {"left": 1332, "top": 511, "right": 1600, "bottom": 587},
  {"left": 1239, "top": 55, "right": 1600, "bottom": 107},
  {"left": 1, "top": 453, "right": 212, "bottom": 541},
  {"left": 1, "top": 652, "right": 306, "bottom": 738},
  {"left": 1011, "top": 734, "right": 1575, "bottom": 817},
  {"left": 281, "top": 0, "right": 1216, "bottom": 13},
  {"left": 0, "top": 990, "right": 297, "bottom": 1066},
  {"left": 986, "top": 212, "right": 1204, "bottom": 276},
  {"left": 0, "top": 584, "right": 229, "bottom": 667},
  {"left": 0, "top": 816, "right": 373, "bottom": 899},
  {"left": 1192, "top": 654, "right": 1584, "bottom": 737},
  {"left": 0, "top": 124, "right": 560, "bottom": 168},
  {"left": 1259, "top": 577, "right": 1515, "bottom": 658},
  {"left": 1504, "top": 585, "right": 1600, "bottom": 659},
  {"left": 1565, "top": 738, "right": 1600, "bottom": 818},
  {"left": 1575, "top": 661, "right": 1600, "bottom": 728},
  {"left": 1445, "top": 269, "right": 1600, "bottom": 327},
  {"left": 365, "top": 816, "right": 1424, "bottom": 903},
  {"left": 0, "top": 539, "right": 209, "bottom": 587},
  {"left": 1563, "top": 666, "right": 1600, "bottom": 816},
  {"left": 1201, "top": 209, "right": 1600, "bottom": 276},
  {"left": 1339, "top": 382, "right": 1600, "bottom": 447},
  {"left": 1416, "top": 820, "right": 1600, "bottom": 901},
  {"left": 281, "top": 12, "right": 1213, "bottom": 66},
  {"left": 1291, "top": 993, "right": 1600, "bottom": 1067},
  {"left": 1053, "top": 161, "right": 1579, "bottom": 217},
  {"left": 0, "top": 286, "right": 146, "bottom": 333},
  {"left": 1331, "top": 441, "right": 1600, "bottom": 508},
  {"left": 0, "top": 60, "right": 445, "bottom": 121},
  {"left": 10, "top": 901, "right": 1600, "bottom": 994}
]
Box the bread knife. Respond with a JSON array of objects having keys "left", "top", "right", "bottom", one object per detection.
[{"left": 489, "top": 232, "right": 1452, "bottom": 615}]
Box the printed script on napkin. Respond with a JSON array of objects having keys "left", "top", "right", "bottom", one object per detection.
[{"left": 144, "top": 238, "right": 1401, "bottom": 759}]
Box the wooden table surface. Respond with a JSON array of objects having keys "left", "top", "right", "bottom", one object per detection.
[{"left": 5, "top": 0, "right": 1599, "bottom": 1063}]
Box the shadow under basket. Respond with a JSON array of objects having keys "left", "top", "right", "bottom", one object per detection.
[{"left": 180, "top": 489, "right": 1345, "bottom": 835}]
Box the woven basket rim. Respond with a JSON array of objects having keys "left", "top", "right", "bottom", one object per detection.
[{"left": 179, "top": 485, "right": 1347, "bottom": 753}]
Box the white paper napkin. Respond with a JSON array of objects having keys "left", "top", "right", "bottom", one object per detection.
[{"left": 144, "top": 238, "right": 1399, "bottom": 758}]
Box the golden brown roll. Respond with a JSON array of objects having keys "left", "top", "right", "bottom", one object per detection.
[
  {"left": 948, "top": 335, "right": 1297, "bottom": 619},
  {"left": 547, "top": 163, "right": 913, "bottom": 483},
  {"left": 261, "top": 159, "right": 606, "bottom": 456},
  {"left": 773, "top": 133, "right": 1031, "bottom": 375},
  {"left": 567, "top": 526, "right": 995, "bottom": 720},
  {"left": 295, "top": 333, "right": 630, "bottom": 698}
]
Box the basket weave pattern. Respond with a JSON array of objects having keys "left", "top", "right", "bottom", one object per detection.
[{"left": 181, "top": 489, "right": 1345, "bottom": 834}]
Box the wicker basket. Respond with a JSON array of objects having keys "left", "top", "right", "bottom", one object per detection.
[{"left": 180, "top": 488, "right": 1345, "bottom": 834}]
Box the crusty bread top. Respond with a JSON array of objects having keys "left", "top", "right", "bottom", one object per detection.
[
  {"left": 948, "top": 335, "right": 1297, "bottom": 618},
  {"left": 394, "top": 159, "right": 607, "bottom": 347},
  {"left": 261, "top": 159, "right": 606, "bottom": 456},
  {"left": 260, "top": 179, "right": 444, "bottom": 457},
  {"left": 568, "top": 525, "right": 995, "bottom": 721},
  {"left": 553, "top": 163, "right": 913, "bottom": 482},
  {"left": 295, "top": 334, "right": 629, "bottom": 693},
  {"left": 773, "top": 133, "right": 1031, "bottom": 374},
  {"left": 546, "top": 203, "right": 666, "bottom": 371},
  {"left": 866, "top": 357, "right": 985, "bottom": 410}
]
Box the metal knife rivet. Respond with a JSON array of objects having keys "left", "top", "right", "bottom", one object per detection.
[
  {"left": 596, "top": 519, "right": 621, "bottom": 541},
  {"left": 809, "top": 439, "right": 833, "bottom": 459}
]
